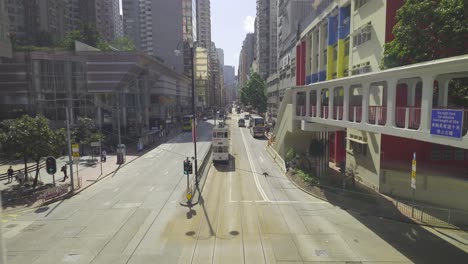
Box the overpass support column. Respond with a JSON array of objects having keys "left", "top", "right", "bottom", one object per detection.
[
  {"left": 419, "top": 75, "right": 435, "bottom": 132},
  {"left": 305, "top": 91, "right": 310, "bottom": 117},
  {"left": 343, "top": 85, "right": 350, "bottom": 121},
  {"left": 386, "top": 79, "right": 397, "bottom": 127},
  {"left": 361, "top": 82, "right": 370, "bottom": 124}
]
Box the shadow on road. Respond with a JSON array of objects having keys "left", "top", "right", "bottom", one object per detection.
[
  {"left": 213, "top": 154, "right": 235, "bottom": 172},
  {"left": 287, "top": 170, "right": 468, "bottom": 263}
]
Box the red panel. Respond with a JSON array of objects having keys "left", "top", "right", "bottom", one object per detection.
[
  {"left": 329, "top": 131, "right": 346, "bottom": 165},
  {"left": 385, "top": 0, "right": 404, "bottom": 43},
  {"left": 381, "top": 134, "right": 467, "bottom": 166},
  {"left": 396, "top": 83, "right": 408, "bottom": 107},
  {"left": 296, "top": 45, "right": 300, "bottom": 85}
]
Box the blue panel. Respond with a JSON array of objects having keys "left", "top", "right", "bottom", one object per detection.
[
  {"left": 306, "top": 75, "right": 312, "bottom": 85},
  {"left": 311, "top": 73, "right": 318, "bottom": 83},
  {"left": 318, "top": 71, "right": 327, "bottom": 82},
  {"left": 327, "top": 15, "right": 338, "bottom": 46},
  {"left": 338, "top": 5, "right": 351, "bottom": 39},
  {"left": 430, "top": 109, "right": 464, "bottom": 138}
]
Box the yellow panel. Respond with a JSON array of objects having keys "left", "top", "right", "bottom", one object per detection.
[
  {"left": 326, "top": 46, "right": 334, "bottom": 80},
  {"left": 337, "top": 39, "right": 346, "bottom": 78}
]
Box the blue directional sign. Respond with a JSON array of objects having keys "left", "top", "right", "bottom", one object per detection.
[{"left": 430, "top": 109, "right": 464, "bottom": 138}]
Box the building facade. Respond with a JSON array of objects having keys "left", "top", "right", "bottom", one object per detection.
[
  {"left": 197, "top": 0, "right": 211, "bottom": 49},
  {"left": 0, "top": 51, "right": 192, "bottom": 139},
  {"left": 0, "top": 0, "right": 12, "bottom": 59},
  {"left": 238, "top": 33, "right": 255, "bottom": 88}
]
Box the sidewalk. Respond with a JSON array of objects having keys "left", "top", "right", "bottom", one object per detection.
[{"left": 1, "top": 126, "right": 182, "bottom": 213}]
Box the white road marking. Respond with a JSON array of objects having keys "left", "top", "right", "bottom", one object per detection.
[
  {"left": 149, "top": 186, "right": 155, "bottom": 192},
  {"left": 240, "top": 126, "right": 269, "bottom": 202},
  {"left": 259, "top": 156, "right": 264, "bottom": 163},
  {"left": 229, "top": 200, "right": 326, "bottom": 204},
  {"left": 113, "top": 188, "right": 119, "bottom": 192}
]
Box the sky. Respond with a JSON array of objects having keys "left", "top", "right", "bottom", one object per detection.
[
  {"left": 119, "top": 0, "right": 256, "bottom": 72},
  {"left": 211, "top": 0, "right": 256, "bottom": 72}
]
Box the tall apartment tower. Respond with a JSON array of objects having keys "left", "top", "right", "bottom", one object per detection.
[
  {"left": 6, "top": 0, "right": 67, "bottom": 46},
  {"left": 238, "top": 33, "right": 255, "bottom": 87},
  {"left": 80, "top": 0, "right": 121, "bottom": 42},
  {"left": 123, "top": 0, "right": 195, "bottom": 73},
  {"left": 0, "top": 0, "right": 11, "bottom": 59},
  {"left": 255, "top": 0, "right": 277, "bottom": 79},
  {"left": 197, "top": 0, "right": 211, "bottom": 49}
]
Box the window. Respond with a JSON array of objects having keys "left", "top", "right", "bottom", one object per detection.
[
  {"left": 344, "top": 38, "right": 350, "bottom": 56},
  {"left": 454, "top": 149, "right": 465, "bottom": 160},
  {"left": 349, "top": 141, "right": 367, "bottom": 156},
  {"left": 353, "top": 24, "right": 372, "bottom": 47}
]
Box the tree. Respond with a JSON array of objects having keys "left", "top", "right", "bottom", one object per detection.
[
  {"left": 0, "top": 115, "right": 64, "bottom": 188},
  {"left": 73, "top": 117, "right": 104, "bottom": 145},
  {"left": 60, "top": 23, "right": 102, "bottom": 50},
  {"left": 240, "top": 72, "right": 268, "bottom": 113},
  {"left": 110, "top": 36, "right": 136, "bottom": 51},
  {"left": 381, "top": 0, "right": 468, "bottom": 69}
]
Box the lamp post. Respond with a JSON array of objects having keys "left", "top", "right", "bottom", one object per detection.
[{"left": 175, "top": 41, "right": 199, "bottom": 187}]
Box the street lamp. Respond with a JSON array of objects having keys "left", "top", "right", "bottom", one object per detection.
[{"left": 175, "top": 40, "right": 199, "bottom": 188}]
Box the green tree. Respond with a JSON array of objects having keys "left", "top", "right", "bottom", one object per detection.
[
  {"left": 241, "top": 73, "right": 268, "bottom": 113},
  {"left": 0, "top": 115, "right": 64, "bottom": 188},
  {"left": 72, "top": 117, "right": 104, "bottom": 145},
  {"left": 60, "top": 23, "right": 102, "bottom": 50},
  {"left": 381, "top": 0, "right": 468, "bottom": 69},
  {"left": 109, "top": 36, "right": 136, "bottom": 51}
]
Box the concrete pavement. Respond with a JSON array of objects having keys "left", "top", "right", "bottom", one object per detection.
[{"left": 1, "top": 116, "right": 467, "bottom": 263}]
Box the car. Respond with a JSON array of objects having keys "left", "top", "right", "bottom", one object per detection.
[
  {"left": 238, "top": 118, "right": 245, "bottom": 127},
  {"left": 203, "top": 116, "right": 208, "bottom": 121}
]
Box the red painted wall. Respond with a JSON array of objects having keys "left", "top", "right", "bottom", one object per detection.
[
  {"left": 329, "top": 131, "right": 346, "bottom": 165},
  {"left": 381, "top": 134, "right": 468, "bottom": 166},
  {"left": 385, "top": 0, "right": 404, "bottom": 43},
  {"left": 296, "top": 45, "right": 301, "bottom": 85}
]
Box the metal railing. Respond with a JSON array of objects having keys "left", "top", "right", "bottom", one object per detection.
[{"left": 368, "top": 106, "right": 387, "bottom": 125}]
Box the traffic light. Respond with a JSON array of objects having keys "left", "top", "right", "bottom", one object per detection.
[
  {"left": 46, "top": 156, "right": 57, "bottom": 175},
  {"left": 183, "top": 159, "right": 190, "bottom": 175},
  {"left": 188, "top": 162, "right": 193, "bottom": 174}
]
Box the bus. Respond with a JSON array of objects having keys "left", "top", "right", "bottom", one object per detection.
[
  {"left": 242, "top": 112, "right": 251, "bottom": 126},
  {"left": 212, "top": 125, "right": 229, "bottom": 163},
  {"left": 249, "top": 114, "right": 265, "bottom": 138},
  {"left": 182, "top": 115, "right": 195, "bottom": 132}
]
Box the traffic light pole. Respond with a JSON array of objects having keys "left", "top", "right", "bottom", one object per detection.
[
  {"left": 191, "top": 46, "right": 199, "bottom": 187},
  {"left": 66, "top": 107, "right": 75, "bottom": 192}
]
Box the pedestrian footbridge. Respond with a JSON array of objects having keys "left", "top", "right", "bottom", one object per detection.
[{"left": 273, "top": 55, "right": 468, "bottom": 152}]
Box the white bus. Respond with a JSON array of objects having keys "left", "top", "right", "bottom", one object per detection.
[
  {"left": 212, "top": 126, "right": 229, "bottom": 163},
  {"left": 249, "top": 114, "right": 265, "bottom": 138},
  {"left": 242, "top": 112, "right": 251, "bottom": 127}
]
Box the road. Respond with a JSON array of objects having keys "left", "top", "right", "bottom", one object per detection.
[{"left": 2, "top": 114, "right": 467, "bottom": 263}]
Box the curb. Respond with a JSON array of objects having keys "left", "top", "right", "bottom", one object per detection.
[{"left": 2, "top": 132, "right": 182, "bottom": 214}]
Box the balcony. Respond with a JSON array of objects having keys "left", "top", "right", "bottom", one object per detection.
[{"left": 368, "top": 106, "right": 387, "bottom": 126}]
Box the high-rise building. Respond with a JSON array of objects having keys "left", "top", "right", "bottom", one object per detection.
[
  {"left": 255, "top": 0, "right": 277, "bottom": 79},
  {"left": 123, "top": 0, "right": 189, "bottom": 73},
  {"left": 223, "top": 65, "right": 235, "bottom": 84},
  {"left": 217, "top": 48, "right": 224, "bottom": 66},
  {"left": 197, "top": 0, "right": 211, "bottom": 49},
  {"left": 6, "top": 0, "right": 66, "bottom": 46},
  {"left": 0, "top": 0, "right": 12, "bottom": 59},
  {"left": 182, "top": 0, "right": 198, "bottom": 75},
  {"left": 238, "top": 33, "right": 255, "bottom": 87},
  {"left": 80, "top": 0, "right": 121, "bottom": 42},
  {"left": 64, "top": 0, "right": 81, "bottom": 33}
]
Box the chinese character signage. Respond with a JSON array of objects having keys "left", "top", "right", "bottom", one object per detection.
[{"left": 430, "top": 109, "right": 464, "bottom": 138}]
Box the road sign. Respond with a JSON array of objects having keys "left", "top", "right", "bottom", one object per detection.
[
  {"left": 90, "top": 142, "right": 101, "bottom": 147},
  {"left": 430, "top": 109, "right": 464, "bottom": 138},
  {"left": 72, "top": 144, "right": 80, "bottom": 157},
  {"left": 411, "top": 152, "right": 416, "bottom": 189}
]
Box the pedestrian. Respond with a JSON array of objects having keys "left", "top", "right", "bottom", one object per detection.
[
  {"left": 61, "top": 165, "right": 68, "bottom": 182},
  {"left": 16, "top": 170, "right": 24, "bottom": 185},
  {"left": 101, "top": 149, "right": 107, "bottom": 162},
  {"left": 7, "top": 166, "right": 13, "bottom": 183}
]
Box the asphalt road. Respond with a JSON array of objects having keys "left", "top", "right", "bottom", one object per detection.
[{"left": 1, "top": 115, "right": 467, "bottom": 264}]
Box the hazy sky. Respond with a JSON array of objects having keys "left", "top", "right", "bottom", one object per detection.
[
  {"left": 211, "top": 0, "right": 256, "bottom": 71},
  {"left": 119, "top": 0, "right": 256, "bottom": 72}
]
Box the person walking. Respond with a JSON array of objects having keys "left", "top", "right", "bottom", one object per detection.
[
  {"left": 16, "top": 170, "right": 25, "bottom": 185},
  {"left": 7, "top": 166, "right": 13, "bottom": 183},
  {"left": 60, "top": 165, "right": 68, "bottom": 182},
  {"left": 101, "top": 149, "right": 107, "bottom": 162}
]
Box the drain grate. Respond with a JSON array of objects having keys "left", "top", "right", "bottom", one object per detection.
[{"left": 315, "top": 249, "right": 329, "bottom": 257}]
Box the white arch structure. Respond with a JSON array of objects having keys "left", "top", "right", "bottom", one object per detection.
[{"left": 290, "top": 54, "right": 468, "bottom": 149}]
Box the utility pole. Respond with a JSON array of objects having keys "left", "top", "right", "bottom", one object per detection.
[
  {"left": 191, "top": 46, "right": 199, "bottom": 187},
  {"left": 65, "top": 107, "right": 75, "bottom": 192}
]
